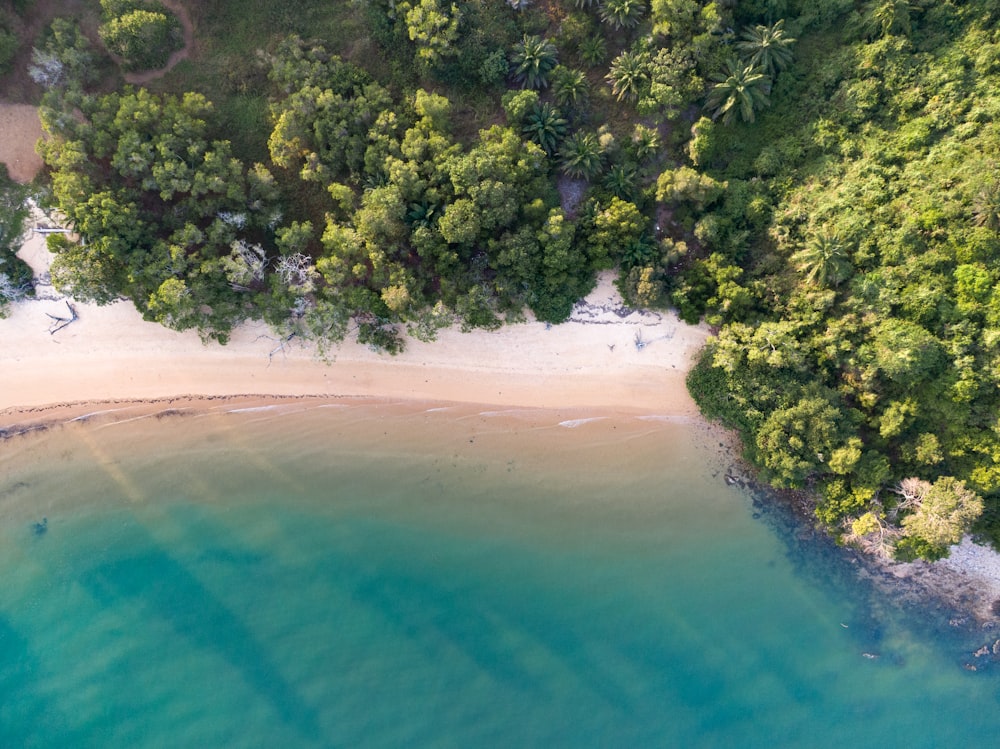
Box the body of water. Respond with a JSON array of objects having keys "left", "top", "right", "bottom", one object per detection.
[{"left": 0, "top": 401, "right": 997, "bottom": 747}]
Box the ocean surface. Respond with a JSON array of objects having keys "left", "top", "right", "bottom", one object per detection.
[{"left": 0, "top": 400, "right": 998, "bottom": 748}]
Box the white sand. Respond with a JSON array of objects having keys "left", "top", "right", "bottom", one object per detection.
[{"left": 2, "top": 207, "right": 711, "bottom": 416}]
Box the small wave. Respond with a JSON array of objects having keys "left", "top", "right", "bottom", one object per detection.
[
  {"left": 636, "top": 415, "right": 691, "bottom": 424},
  {"left": 67, "top": 408, "right": 126, "bottom": 423},
  {"left": 558, "top": 417, "right": 608, "bottom": 428},
  {"left": 226, "top": 405, "right": 282, "bottom": 414},
  {"left": 425, "top": 407, "right": 454, "bottom": 413}
]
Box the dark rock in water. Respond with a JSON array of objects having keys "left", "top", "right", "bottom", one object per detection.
[
  {"left": 973, "top": 645, "right": 989, "bottom": 658},
  {"left": 32, "top": 518, "right": 48, "bottom": 536},
  {"left": 993, "top": 639, "right": 1000, "bottom": 656}
]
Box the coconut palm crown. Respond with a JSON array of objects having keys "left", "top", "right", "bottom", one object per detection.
[
  {"left": 510, "top": 34, "right": 559, "bottom": 89},
  {"left": 705, "top": 57, "right": 771, "bottom": 125},
  {"left": 735, "top": 19, "right": 796, "bottom": 78}
]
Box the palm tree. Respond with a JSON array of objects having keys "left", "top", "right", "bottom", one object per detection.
[
  {"left": 578, "top": 34, "right": 607, "bottom": 68},
  {"left": 705, "top": 57, "right": 771, "bottom": 125},
  {"left": 791, "top": 230, "right": 853, "bottom": 287},
  {"left": 574, "top": 0, "right": 599, "bottom": 7},
  {"left": 603, "top": 163, "right": 637, "bottom": 200},
  {"left": 606, "top": 49, "right": 648, "bottom": 103},
  {"left": 551, "top": 66, "right": 590, "bottom": 111},
  {"left": 630, "top": 124, "right": 660, "bottom": 163},
  {"left": 522, "top": 103, "right": 568, "bottom": 155},
  {"left": 510, "top": 34, "right": 559, "bottom": 89},
  {"left": 735, "top": 19, "right": 796, "bottom": 78},
  {"left": 973, "top": 182, "right": 1000, "bottom": 233},
  {"left": 599, "top": 0, "right": 646, "bottom": 30},
  {"left": 559, "top": 131, "right": 604, "bottom": 180}
]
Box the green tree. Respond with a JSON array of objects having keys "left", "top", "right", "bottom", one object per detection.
[
  {"left": 510, "top": 34, "right": 558, "bottom": 89},
  {"left": 0, "top": 166, "right": 32, "bottom": 314},
  {"left": 29, "top": 18, "right": 99, "bottom": 89},
  {"left": 864, "top": 0, "right": 919, "bottom": 39},
  {"left": 98, "top": 1, "right": 183, "bottom": 72},
  {"left": 403, "top": 0, "right": 461, "bottom": 68},
  {"left": 705, "top": 58, "right": 771, "bottom": 125},
  {"left": 898, "top": 477, "right": 983, "bottom": 552},
  {"left": 973, "top": 182, "right": 1000, "bottom": 233},
  {"left": 559, "top": 131, "right": 604, "bottom": 180},
  {"left": 735, "top": 19, "right": 795, "bottom": 79},
  {"left": 599, "top": 0, "right": 647, "bottom": 30},
  {"left": 790, "top": 230, "right": 853, "bottom": 288},
  {"left": 607, "top": 49, "right": 649, "bottom": 103},
  {"left": 603, "top": 164, "right": 638, "bottom": 200},
  {"left": 755, "top": 391, "right": 849, "bottom": 488},
  {"left": 578, "top": 34, "right": 607, "bottom": 67},
  {"left": 550, "top": 66, "right": 590, "bottom": 112},
  {"left": 629, "top": 124, "right": 660, "bottom": 163},
  {"left": 521, "top": 102, "right": 567, "bottom": 155}
]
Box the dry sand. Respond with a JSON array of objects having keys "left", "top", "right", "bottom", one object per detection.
[
  {"left": 2, "top": 206, "right": 711, "bottom": 419},
  {"left": 0, "top": 103, "right": 44, "bottom": 183}
]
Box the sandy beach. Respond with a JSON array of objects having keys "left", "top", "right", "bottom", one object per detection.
[{"left": 1, "top": 204, "right": 711, "bottom": 419}]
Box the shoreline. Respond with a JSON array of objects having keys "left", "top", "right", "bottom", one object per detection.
[
  {"left": 3, "top": 212, "right": 711, "bottom": 415},
  {"left": 5, "top": 173, "right": 1000, "bottom": 660}
]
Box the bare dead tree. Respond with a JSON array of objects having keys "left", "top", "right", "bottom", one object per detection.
[
  {"left": 890, "top": 477, "right": 931, "bottom": 520},
  {"left": 223, "top": 240, "right": 268, "bottom": 291},
  {"left": 275, "top": 253, "right": 316, "bottom": 291}
]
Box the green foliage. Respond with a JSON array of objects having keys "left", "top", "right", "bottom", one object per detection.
[
  {"left": 0, "top": 166, "right": 32, "bottom": 315},
  {"left": 790, "top": 230, "right": 853, "bottom": 287},
  {"left": 30, "top": 18, "right": 100, "bottom": 90},
  {"left": 0, "top": 26, "right": 16, "bottom": 76},
  {"left": 559, "top": 131, "right": 604, "bottom": 180},
  {"left": 510, "top": 34, "right": 558, "bottom": 89},
  {"left": 600, "top": 0, "right": 647, "bottom": 30},
  {"left": 522, "top": 102, "right": 567, "bottom": 155},
  {"left": 402, "top": 0, "right": 461, "bottom": 69},
  {"left": 28, "top": 0, "right": 1000, "bottom": 562},
  {"left": 607, "top": 50, "right": 648, "bottom": 103},
  {"left": 735, "top": 19, "right": 796, "bottom": 78},
  {"left": 550, "top": 65, "right": 590, "bottom": 112},
  {"left": 40, "top": 87, "right": 273, "bottom": 338},
  {"left": 899, "top": 477, "right": 984, "bottom": 555},
  {"left": 99, "top": 0, "right": 184, "bottom": 72},
  {"left": 705, "top": 57, "right": 772, "bottom": 124},
  {"left": 578, "top": 34, "right": 607, "bottom": 67}
]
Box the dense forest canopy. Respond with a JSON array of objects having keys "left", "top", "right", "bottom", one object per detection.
[{"left": 2, "top": 0, "right": 1000, "bottom": 558}]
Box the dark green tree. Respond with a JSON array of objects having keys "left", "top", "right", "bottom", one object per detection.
[
  {"left": 559, "top": 131, "right": 604, "bottom": 180},
  {"left": 522, "top": 103, "right": 568, "bottom": 155},
  {"left": 599, "top": 0, "right": 647, "bottom": 30},
  {"left": 607, "top": 49, "right": 649, "bottom": 103},
  {"left": 791, "top": 231, "right": 853, "bottom": 288},
  {"left": 735, "top": 19, "right": 795, "bottom": 78},
  {"left": 705, "top": 58, "right": 771, "bottom": 125},
  {"left": 510, "top": 34, "right": 558, "bottom": 89}
]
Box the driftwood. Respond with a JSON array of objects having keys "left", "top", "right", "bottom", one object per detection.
[
  {"left": 255, "top": 331, "right": 297, "bottom": 365},
  {"left": 46, "top": 301, "right": 78, "bottom": 334}
]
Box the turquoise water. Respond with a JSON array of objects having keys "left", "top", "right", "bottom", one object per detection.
[{"left": 0, "top": 402, "right": 998, "bottom": 747}]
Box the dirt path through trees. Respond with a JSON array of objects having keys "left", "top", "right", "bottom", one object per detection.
[{"left": 123, "top": 0, "right": 195, "bottom": 85}]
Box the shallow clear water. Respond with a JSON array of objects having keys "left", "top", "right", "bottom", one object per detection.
[{"left": 0, "top": 402, "right": 998, "bottom": 748}]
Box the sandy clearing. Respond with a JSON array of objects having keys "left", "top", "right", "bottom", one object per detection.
[{"left": 0, "top": 102, "right": 43, "bottom": 183}]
